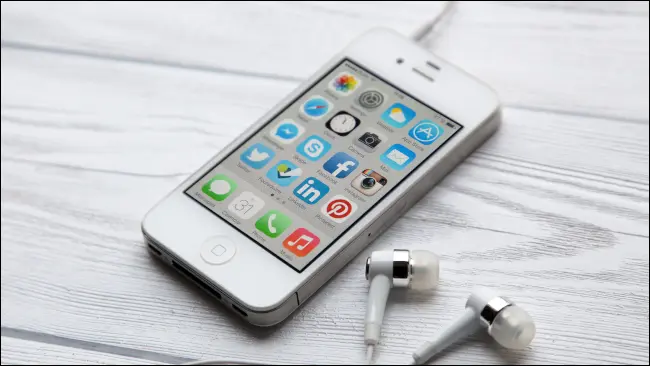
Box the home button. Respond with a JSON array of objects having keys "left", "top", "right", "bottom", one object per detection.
[{"left": 200, "top": 236, "right": 236, "bottom": 265}]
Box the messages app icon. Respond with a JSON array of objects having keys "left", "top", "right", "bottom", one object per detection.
[
  {"left": 381, "top": 103, "right": 416, "bottom": 128},
  {"left": 202, "top": 174, "right": 237, "bottom": 201}
]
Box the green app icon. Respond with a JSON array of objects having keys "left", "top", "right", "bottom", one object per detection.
[
  {"left": 202, "top": 174, "right": 237, "bottom": 201},
  {"left": 255, "top": 210, "right": 292, "bottom": 238}
]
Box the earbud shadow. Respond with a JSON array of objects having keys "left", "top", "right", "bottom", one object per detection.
[
  {"left": 388, "top": 288, "right": 440, "bottom": 305},
  {"left": 424, "top": 332, "right": 531, "bottom": 365}
]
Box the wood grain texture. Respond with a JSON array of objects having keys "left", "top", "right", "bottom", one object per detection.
[
  {"left": 1, "top": 336, "right": 167, "bottom": 365},
  {"left": 1, "top": 1, "right": 648, "bottom": 121},
  {"left": 1, "top": 1, "right": 649, "bottom": 365}
]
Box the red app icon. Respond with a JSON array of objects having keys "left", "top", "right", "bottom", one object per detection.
[{"left": 283, "top": 228, "right": 320, "bottom": 257}]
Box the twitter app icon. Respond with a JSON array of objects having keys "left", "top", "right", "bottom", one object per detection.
[{"left": 241, "top": 143, "right": 275, "bottom": 169}]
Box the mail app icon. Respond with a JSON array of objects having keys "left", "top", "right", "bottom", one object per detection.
[{"left": 381, "top": 144, "right": 416, "bottom": 171}]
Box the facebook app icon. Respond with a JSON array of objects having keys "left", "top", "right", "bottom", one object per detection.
[{"left": 323, "top": 152, "right": 359, "bottom": 178}]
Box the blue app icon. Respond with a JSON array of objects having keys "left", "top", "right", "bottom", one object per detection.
[
  {"left": 240, "top": 143, "right": 275, "bottom": 169},
  {"left": 409, "top": 120, "right": 443, "bottom": 145},
  {"left": 381, "top": 103, "right": 416, "bottom": 128},
  {"left": 269, "top": 120, "right": 304, "bottom": 144},
  {"left": 296, "top": 135, "right": 331, "bottom": 161},
  {"left": 301, "top": 95, "right": 332, "bottom": 119},
  {"left": 266, "top": 160, "right": 302, "bottom": 187},
  {"left": 322, "top": 152, "right": 359, "bottom": 178},
  {"left": 293, "top": 177, "right": 330, "bottom": 205},
  {"left": 380, "top": 144, "right": 416, "bottom": 171}
]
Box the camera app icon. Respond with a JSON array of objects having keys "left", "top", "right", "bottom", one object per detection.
[
  {"left": 353, "top": 129, "right": 386, "bottom": 153},
  {"left": 351, "top": 169, "right": 388, "bottom": 196}
]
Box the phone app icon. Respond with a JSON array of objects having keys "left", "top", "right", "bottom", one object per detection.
[
  {"left": 357, "top": 89, "right": 384, "bottom": 110},
  {"left": 322, "top": 152, "right": 358, "bottom": 179},
  {"left": 381, "top": 144, "right": 416, "bottom": 171},
  {"left": 227, "top": 191, "right": 265, "bottom": 219},
  {"left": 321, "top": 195, "right": 358, "bottom": 223},
  {"left": 255, "top": 210, "right": 292, "bottom": 238},
  {"left": 354, "top": 128, "right": 385, "bottom": 153},
  {"left": 293, "top": 177, "right": 329, "bottom": 205},
  {"left": 283, "top": 228, "right": 320, "bottom": 257},
  {"left": 301, "top": 95, "right": 333, "bottom": 120},
  {"left": 266, "top": 160, "right": 302, "bottom": 187},
  {"left": 240, "top": 143, "right": 275, "bottom": 169},
  {"left": 409, "top": 120, "right": 443, "bottom": 145},
  {"left": 326, "top": 111, "right": 361, "bottom": 136},
  {"left": 351, "top": 169, "right": 387, "bottom": 196},
  {"left": 202, "top": 174, "right": 237, "bottom": 201},
  {"left": 269, "top": 119, "right": 305, "bottom": 144},
  {"left": 297, "top": 135, "right": 331, "bottom": 161},
  {"left": 381, "top": 103, "right": 416, "bottom": 128},
  {"left": 328, "top": 72, "right": 361, "bottom": 96}
]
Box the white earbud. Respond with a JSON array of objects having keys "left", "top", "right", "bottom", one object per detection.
[
  {"left": 411, "top": 287, "right": 536, "bottom": 365},
  {"left": 364, "top": 249, "right": 440, "bottom": 362}
]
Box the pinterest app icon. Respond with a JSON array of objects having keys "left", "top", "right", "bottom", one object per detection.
[{"left": 321, "top": 195, "right": 358, "bottom": 223}]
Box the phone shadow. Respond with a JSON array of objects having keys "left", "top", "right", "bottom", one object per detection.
[{"left": 147, "top": 254, "right": 287, "bottom": 340}]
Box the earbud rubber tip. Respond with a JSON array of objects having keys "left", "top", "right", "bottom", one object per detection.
[
  {"left": 409, "top": 250, "right": 440, "bottom": 290},
  {"left": 489, "top": 305, "right": 536, "bottom": 349}
]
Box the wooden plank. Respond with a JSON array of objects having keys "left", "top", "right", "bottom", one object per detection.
[
  {"left": 2, "top": 47, "right": 647, "bottom": 186},
  {"left": 1, "top": 336, "right": 167, "bottom": 365},
  {"left": 1, "top": 2, "right": 647, "bottom": 121},
  {"left": 1, "top": 48, "right": 648, "bottom": 364}
]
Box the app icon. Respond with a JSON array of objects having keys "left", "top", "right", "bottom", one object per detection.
[
  {"left": 269, "top": 119, "right": 305, "bottom": 144},
  {"left": 326, "top": 111, "right": 360, "bottom": 136},
  {"left": 301, "top": 95, "right": 333, "bottom": 120},
  {"left": 240, "top": 143, "right": 275, "bottom": 169},
  {"left": 351, "top": 169, "right": 387, "bottom": 196},
  {"left": 354, "top": 128, "right": 385, "bottom": 153},
  {"left": 293, "top": 177, "right": 329, "bottom": 205},
  {"left": 357, "top": 89, "right": 384, "bottom": 109},
  {"left": 266, "top": 160, "right": 302, "bottom": 187},
  {"left": 283, "top": 228, "right": 320, "bottom": 257},
  {"left": 320, "top": 195, "right": 358, "bottom": 223},
  {"left": 297, "top": 135, "right": 331, "bottom": 161},
  {"left": 381, "top": 103, "right": 416, "bottom": 128},
  {"left": 255, "top": 210, "right": 292, "bottom": 238},
  {"left": 409, "top": 120, "right": 443, "bottom": 145},
  {"left": 328, "top": 72, "right": 361, "bottom": 96},
  {"left": 322, "top": 152, "right": 358, "bottom": 178},
  {"left": 381, "top": 144, "right": 416, "bottom": 171},
  {"left": 227, "top": 191, "right": 265, "bottom": 219},
  {"left": 202, "top": 174, "right": 237, "bottom": 201}
]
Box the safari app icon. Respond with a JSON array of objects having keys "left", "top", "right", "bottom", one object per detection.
[
  {"left": 381, "top": 103, "right": 416, "bottom": 128},
  {"left": 202, "top": 174, "right": 237, "bottom": 201}
]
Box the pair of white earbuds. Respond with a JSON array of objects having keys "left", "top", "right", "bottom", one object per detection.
[{"left": 365, "top": 249, "right": 536, "bottom": 364}]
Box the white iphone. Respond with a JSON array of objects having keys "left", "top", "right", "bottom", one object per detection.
[{"left": 142, "top": 28, "right": 500, "bottom": 326}]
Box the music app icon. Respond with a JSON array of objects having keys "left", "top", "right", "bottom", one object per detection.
[{"left": 283, "top": 228, "right": 320, "bottom": 257}]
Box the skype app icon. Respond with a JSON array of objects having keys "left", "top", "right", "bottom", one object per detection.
[{"left": 297, "top": 135, "right": 331, "bottom": 161}]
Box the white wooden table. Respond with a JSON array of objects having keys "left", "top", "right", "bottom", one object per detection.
[{"left": 1, "top": 2, "right": 648, "bottom": 364}]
